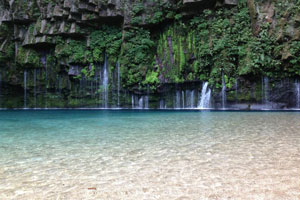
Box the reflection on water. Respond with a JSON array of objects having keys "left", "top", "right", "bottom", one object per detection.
[{"left": 0, "top": 110, "right": 300, "bottom": 199}]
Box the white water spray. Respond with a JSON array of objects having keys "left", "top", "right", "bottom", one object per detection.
[{"left": 198, "top": 82, "right": 211, "bottom": 109}]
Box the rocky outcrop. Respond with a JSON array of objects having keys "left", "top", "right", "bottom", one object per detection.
[
  {"left": 0, "top": 0, "right": 300, "bottom": 109},
  {"left": 0, "top": 0, "right": 235, "bottom": 47}
]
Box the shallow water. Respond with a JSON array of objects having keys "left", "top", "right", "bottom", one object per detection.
[{"left": 0, "top": 110, "right": 300, "bottom": 200}]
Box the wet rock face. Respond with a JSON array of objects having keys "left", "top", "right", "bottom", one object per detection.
[
  {"left": 224, "top": 0, "right": 237, "bottom": 5},
  {"left": 0, "top": 0, "right": 231, "bottom": 42},
  {"left": 0, "top": 0, "right": 300, "bottom": 109},
  {"left": 0, "top": 0, "right": 234, "bottom": 66},
  {"left": 0, "top": 0, "right": 125, "bottom": 48},
  {"left": 68, "top": 65, "right": 80, "bottom": 76}
]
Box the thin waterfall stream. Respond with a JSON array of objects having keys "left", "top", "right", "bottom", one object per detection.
[
  {"left": 117, "top": 62, "right": 121, "bottom": 107},
  {"left": 295, "top": 80, "right": 300, "bottom": 108},
  {"left": 198, "top": 82, "right": 211, "bottom": 109},
  {"left": 175, "top": 90, "right": 180, "bottom": 108},
  {"left": 131, "top": 95, "right": 134, "bottom": 108},
  {"left": 182, "top": 90, "right": 185, "bottom": 108},
  {"left": 190, "top": 90, "right": 195, "bottom": 108},
  {"left": 103, "top": 55, "right": 109, "bottom": 108},
  {"left": 138, "top": 96, "right": 144, "bottom": 109},
  {"left": 221, "top": 70, "right": 227, "bottom": 109},
  {"left": 24, "top": 70, "right": 27, "bottom": 108},
  {"left": 262, "top": 76, "right": 270, "bottom": 108}
]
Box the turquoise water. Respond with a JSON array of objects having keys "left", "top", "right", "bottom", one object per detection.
[{"left": 0, "top": 110, "right": 300, "bottom": 199}]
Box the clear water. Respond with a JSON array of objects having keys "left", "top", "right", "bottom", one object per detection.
[{"left": 0, "top": 110, "right": 300, "bottom": 199}]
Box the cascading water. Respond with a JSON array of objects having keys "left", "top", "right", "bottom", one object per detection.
[
  {"left": 138, "top": 96, "right": 144, "bottom": 109},
  {"left": 117, "top": 62, "right": 121, "bottom": 107},
  {"left": 144, "top": 96, "right": 149, "bottom": 109},
  {"left": 182, "top": 91, "right": 185, "bottom": 108},
  {"left": 221, "top": 70, "right": 227, "bottom": 109},
  {"left": 186, "top": 90, "right": 191, "bottom": 108},
  {"left": 24, "top": 70, "right": 27, "bottom": 108},
  {"left": 90, "top": 81, "right": 94, "bottom": 97},
  {"left": 295, "top": 80, "right": 300, "bottom": 108},
  {"left": 198, "top": 82, "right": 211, "bottom": 109},
  {"left": 235, "top": 79, "right": 238, "bottom": 103},
  {"left": 14, "top": 40, "right": 18, "bottom": 63},
  {"left": 144, "top": 86, "right": 150, "bottom": 109},
  {"left": 79, "top": 77, "right": 83, "bottom": 97},
  {"left": 41, "top": 54, "right": 47, "bottom": 84},
  {"left": 37, "top": 69, "right": 41, "bottom": 98},
  {"left": 185, "top": 90, "right": 194, "bottom": 108},
  {"left": 102, "top": 55, "right": 109, "bottom": 108},
  {"left": 34, "top": 69, "right": 37, "bottom": 108},
  {"left": 131, "top": 95, "right": 134, "bottom": 108},
  {"left": 175, "top": 90, "right": 181, "bottom": 108},
  {"left": 160, "top": 99, "right": 165, "bottom": 109},
  {"left": 98, "top": 68, "right": 102, "bottom": 106},
  {"left": 41, "top": 54, "right": 47, "bottom": 108},
  {"left": 262, "top": 76, "right": 269, "bottom": 105},
  {"left": 58, "top": 76, "right": 62, "bottom": 95},
  {"left": 190, "top": 90, "right": 195, "bottom": 108}
]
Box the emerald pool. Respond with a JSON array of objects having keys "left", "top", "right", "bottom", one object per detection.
[{"left": 0, "top": 110, "right": 300, "bottom": 199}]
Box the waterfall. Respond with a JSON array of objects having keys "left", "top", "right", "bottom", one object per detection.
[
  {"left": 37, "top": 69, "right": 41, "bottom": 103},
  {"left": 295, "top": 80, "right": 300, "bottom": 108},
  {"left": 79, "top": 78, "right": 82, "bottom": 97},
  {"left": 41, "top": 54, "right": 47, "bottom": 85},
  {"left": 15, "top": 41, "right": 18, "bottom": 63},
  {"left": 41, "top": 54, "right": 46, "bottom": 67},
  {"left": 182, "top": 90, "right": 185, "bottom": 108},
  {"left": 34, "top": 69, "right": 37, "bottom": 108},
  {"left": 58, "top": 76, "right": 62, "bottom": 95},
  {"left": 98, "top": 68, "right": 102, "bottom": 106},
  {"left": 186, "top": 90, "right": 195, "bottom": 108},
  {"left": 24, "top": 70, "right": 27, "bottom": 108},
  {"left": 131, "top": 95, "right": 134, "bottom": 108},
  {"left": 198, "top": 82, "right": 211, "bottom": 109},
  {"left": 41, "top": 54, "right": 47, "bottom": 108},
  {"left": 144, "top": 86, "right": 150, "bottom": 109},
  {"left": 117, "top": 62, "right": 121, "bottom": 107},
  {"left": 191, "top": 90, "right": 195, "bottom": 108},
  {"left": 235, "top": 79, "right": 238, "bottom": 103},
  {"left": 103, "top": 55, "right": 109, "bottom": 108},
  {"left": 144, "top": 95, "right": 149, "bottom": 109},
  {"left": 160, "top": 99, "right": 165, "bottom": 109},
  {"left": 221, "top": 70, "right": 227, "bottom": 109},
  {"left": 90, "top": 80, "right": 93, "bottom": 97},
  {"left": 138, "top": 96, "right": 143, "bottom": 108},
  {"left": 186, "top": 90, "right": 190, "bottom": 108},
  {"left": 175, "top": 90, "right": 181, "bottom": 108},
  {"left": 262, "top": 76, "right": 269, "bottom": 105}
]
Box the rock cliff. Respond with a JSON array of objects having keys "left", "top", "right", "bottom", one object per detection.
[{"left": 0, "top": 0, "right": 299, "bottom": 109}]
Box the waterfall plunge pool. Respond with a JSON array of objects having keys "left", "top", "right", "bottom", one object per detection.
[{"left": 0, "top": 110, "right": 300, "bottom": 199}]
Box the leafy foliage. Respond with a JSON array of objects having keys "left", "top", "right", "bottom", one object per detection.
[{"left": 120, "top": 28, "right": 155, "bottom": 88}]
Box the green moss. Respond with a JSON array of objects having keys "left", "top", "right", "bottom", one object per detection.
[
  {"left": 143, "top": 71, "right": 159, "bottom": 85},
  {"left": 90, "top": 26, "right": 122, "bottom": 64},
  {"left": 16, "top": 47, "right": 40, "bottom": 68},
  {"left": 120, "top": 27, "right": 155, "bottom": 89}
]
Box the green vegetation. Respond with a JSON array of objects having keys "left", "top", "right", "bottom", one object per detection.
[
  {"left": 54, "top": 26, "right": 122, "bottom": 79},
  {"left": 1, "top": 0, "right": 300, "bottom": 108},
  {"left": 120, "top": 27, "right": 155, "bottom": 89},
  {"left": 153, "top": 3, "right": 300, "bottom": 89},
  {"left": 16, "top": 47, "right": 40, "bottom": 68}
]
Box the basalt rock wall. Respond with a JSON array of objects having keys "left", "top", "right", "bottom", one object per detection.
[{"left": 0, "top": 0, "right": 300, "bottom": 109}]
